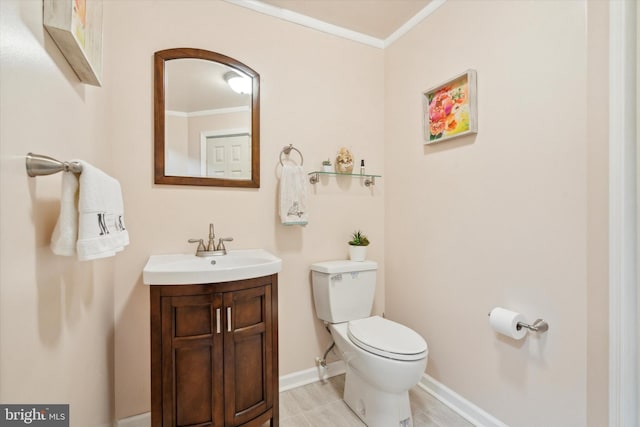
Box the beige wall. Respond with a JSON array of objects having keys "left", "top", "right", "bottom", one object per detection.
[
  {"left": 0, "top": 0, "right": 384, "bottom": 423},
  {"left": 0, "top": 1, "right": 114, "bottom": 426},
  {"left": 585, "top": 1, "right": 609, "bottom": 426},
  {"left": 1, "top": 0, "right": 611, "bottom": 425},
  {"left": 384, "top": 1, "right": 608, "bottom": 426},
  {"left": 105, "top": 0, "right": 385, "bottom": 419}
]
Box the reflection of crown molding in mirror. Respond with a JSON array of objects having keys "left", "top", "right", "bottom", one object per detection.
[
  {"left": 154, "top": 48, "right": 260, "bottom": 187},
  {"left": 166, "top": 106, "right": 250, "bottom": 118}
]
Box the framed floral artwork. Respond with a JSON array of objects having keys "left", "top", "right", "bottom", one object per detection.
[
  {"left": 423, "top": 70, "right": 477, "bottom": 144},
  {"left": 44, "top": 0, "right": 103, "bottom": 86}
]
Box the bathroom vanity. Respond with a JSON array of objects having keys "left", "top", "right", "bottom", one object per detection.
[
  {"left": 145, "top": 249, "right": 281, "bottom": 427},
  {"left": 149, "top": 275, "right": 278, "bottom": 427}
]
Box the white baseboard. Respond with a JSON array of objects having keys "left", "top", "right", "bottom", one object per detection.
[
  {"left": 279, "top": 360, "right": 346, "bottom": 392},
  {"left": 418, "top": 374, "right": 508, "bottom": 427},
  {"left": 115, "top": 412, "right": 150, "bottom": 427}
]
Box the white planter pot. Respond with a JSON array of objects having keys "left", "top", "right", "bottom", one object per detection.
[{"left": 349, "top": 245, "right": 367, "bottom": 262}]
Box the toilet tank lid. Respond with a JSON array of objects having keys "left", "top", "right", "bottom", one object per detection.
[{"left": 310, "top": 260, "right": 378, "bottom": 274}]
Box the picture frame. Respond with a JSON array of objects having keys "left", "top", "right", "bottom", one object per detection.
[
  {"left": 43, "top": 0, "right": 103, "bottom": 86},
  {"left": 422, "top": 69, "right": 477, "bottom": 144}
]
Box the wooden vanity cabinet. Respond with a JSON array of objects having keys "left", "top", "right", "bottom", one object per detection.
[{"left": 150, "top": 274, "right": 279, "bottom": 427}]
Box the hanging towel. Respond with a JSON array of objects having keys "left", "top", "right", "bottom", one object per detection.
[
  {"left": 50, "top": 171, "right": 79, "bottom": 256},
  {"left": 279, "top": 164, "right": 308, "bottom": 226},
  {"left": 51, "top": 161, "right": 129, "bottom": 261}
]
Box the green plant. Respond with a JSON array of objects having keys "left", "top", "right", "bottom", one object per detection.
[
  {"left": 348, "top": 230, "right": 370, "bottom": 246},
  {"left": 322, "top": 158, "right": 332, "bottom": 166}
]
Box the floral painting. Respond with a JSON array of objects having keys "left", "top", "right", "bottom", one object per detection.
[
  {"left": 423, "top": 70, "right": 477, "bottom": 144},
  {"left": 72, "top": 0, "right": 87, "bottom": 49}
]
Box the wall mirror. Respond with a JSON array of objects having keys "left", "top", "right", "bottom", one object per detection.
[{"left": 154, "top": 48, "right": 260, "bottom": 187}]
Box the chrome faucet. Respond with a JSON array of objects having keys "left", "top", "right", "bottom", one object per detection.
[
  {"left": 189, "top": 223, "right": 233, "bottom": 256},
  {"left": 207, "top": 223, "right": 216, "bottom": 251}
]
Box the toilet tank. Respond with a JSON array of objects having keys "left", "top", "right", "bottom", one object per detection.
[{"left": 310, "top": 260, "right": 378, "bottom": 323}]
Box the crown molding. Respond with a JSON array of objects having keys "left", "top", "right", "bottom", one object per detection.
[
  {"left": 384, "top": 0, "right": 447, "bottom": 48},
  {"left": 223, "top": 0, "right": 447, "bottom": 49},
  {"left": 223, "top": 0, "right": 383, "bottom": 48}
]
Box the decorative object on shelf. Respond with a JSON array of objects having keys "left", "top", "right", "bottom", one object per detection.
[
  {"left": 348, "top": 230, "right": 370, "bottom": 262},
  {"left": 322, "top": 158, "right": 333, "bottom": 172},
  {"left": 335, "top": 147, "right": 354, "bottom": 173},
  {"left": 43, "top": 0, "right": 103, "bottom": 86},
  {"left": 422, "top": 69, "right": 477, "bottom": 144}
]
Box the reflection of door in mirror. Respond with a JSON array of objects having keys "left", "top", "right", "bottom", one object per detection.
[
  {"left": 201, "top": 131, "right": 251, "bottom": 179},
  {"left": 154, "top": 48, "right": 260, "bottom": 187},
  {"left": 164, "top": 59, "right": 251, "bottom": 179}
]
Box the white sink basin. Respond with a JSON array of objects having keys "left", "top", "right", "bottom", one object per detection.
[{"left": 143, "top": 249, "right": 282, "bottom": 285}]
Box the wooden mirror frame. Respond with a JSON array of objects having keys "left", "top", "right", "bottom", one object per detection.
[{"left": 154, "top": 48, "right": 260, "bottom": 187}]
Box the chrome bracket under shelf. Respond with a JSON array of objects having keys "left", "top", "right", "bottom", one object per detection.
[{"left": 308, "top": 171, "right": 380, "bottom": 187}]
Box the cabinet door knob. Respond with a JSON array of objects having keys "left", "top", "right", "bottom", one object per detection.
[
  {"left": 227, "top": 307, "right": 232, "bottom": 332},
  {"left": 216, "top": 308, "right": 221, "bottom": 334}
]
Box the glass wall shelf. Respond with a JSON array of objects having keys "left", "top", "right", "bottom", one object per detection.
[{"left": 308, "top": 171, "right": 381, "bottom": 187}]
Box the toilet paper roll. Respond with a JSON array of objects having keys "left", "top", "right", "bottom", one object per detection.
[{"left": 489, "top": 307, "right": 527, "bottom": 340}]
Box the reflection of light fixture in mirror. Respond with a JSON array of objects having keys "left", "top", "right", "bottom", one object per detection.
[{"left": 224, "top": 71, "right": 251, "bottom": 94}]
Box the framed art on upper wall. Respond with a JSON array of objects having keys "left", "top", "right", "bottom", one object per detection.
[
  {"left": 422, "top": 69, "right": 477, "bottom": 144},
  {"left": 43, "top": 0, "right": 103, "bottom": 86}
]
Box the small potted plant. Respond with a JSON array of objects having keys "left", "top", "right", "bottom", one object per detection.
[
  {"left": 348, "top": 230, "right": 370, "bottom": 262},
  {"left": 322, "top": 158, "right": 332, "bottom": 172}
]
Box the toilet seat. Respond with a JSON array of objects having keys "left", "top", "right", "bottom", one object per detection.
[{"left": 347, "top": 316, "right": 427, "bottom": 361}]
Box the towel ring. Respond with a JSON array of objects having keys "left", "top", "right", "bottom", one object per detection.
[{"left": 279, "top": 144, "right": 304, "bottom": 166}]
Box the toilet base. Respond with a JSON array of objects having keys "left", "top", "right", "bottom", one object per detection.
[{"left": 343, "top": 366, "right": 414, "bottom": 427}]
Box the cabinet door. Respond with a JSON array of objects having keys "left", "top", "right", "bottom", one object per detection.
[
  {"left": 161, "top": 293, "right": 224, "bottom": 427},
  {"left": 223, "top": 285, "right": 273, "bottom": 426}
]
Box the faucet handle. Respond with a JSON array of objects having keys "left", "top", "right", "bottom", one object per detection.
[
  {"left": 216, "top": 237, "right": 234, "bottom": 252},
  {"left": 188, "top": 238, "right": 206, "bottom": 252}
]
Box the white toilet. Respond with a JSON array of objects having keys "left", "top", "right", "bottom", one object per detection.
[{"left": 311, "top": 260, "right": 428, "bottom": 427}]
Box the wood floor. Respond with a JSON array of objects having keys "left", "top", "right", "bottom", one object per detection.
[{"left": 276, "top": 374, "right": 474, "bottom": 427}]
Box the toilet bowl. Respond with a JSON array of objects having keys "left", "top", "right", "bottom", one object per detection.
[
  {"left": 311, "top": 260, "right": 428, "bottom": 427},
  {"left": 330, "top": 317, "right": 427, "bottom": 427}
]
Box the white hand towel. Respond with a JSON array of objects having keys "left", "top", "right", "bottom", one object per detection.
[
  {"left": 50, "top": 161, "right": 129, "bottom": 261},
  {"left": 279, "top": 164, "right": 308, "bottom": 226},
  {"left": 50, "top": 171, "right": 79, "bottom": 256}
]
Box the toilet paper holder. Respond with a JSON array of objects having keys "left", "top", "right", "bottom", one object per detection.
[
  {"left": 516, "top": 318, "right": 549, "bottom": 333},
  {"left": 487, "top": 312, "right": 549, "bottom": 333}
]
